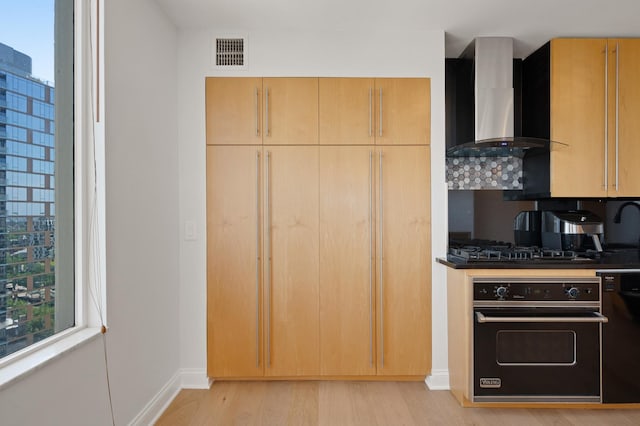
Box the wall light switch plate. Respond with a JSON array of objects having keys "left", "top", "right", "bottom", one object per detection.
[{"left": 185, "top": 220, "right": 197, "bottom": 241}]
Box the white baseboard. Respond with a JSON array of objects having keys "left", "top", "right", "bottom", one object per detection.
[
  {"left": 180, "top": 368, "right": 213, "bottom": 389},
  {"left": 129, "top": 368, "right": 212, "bottom": 425},
  {"left": 129, "top": 371, "right": 181, "bottom": 426},
  {"left": 425, "top": 369, "right": 450, "bottom": 390}
]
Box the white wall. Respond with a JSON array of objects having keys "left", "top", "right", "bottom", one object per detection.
[
  {"left": 0, "top": 0, "right": 181, "bottom": 424},
  {"left": 177, "top": 27, "right": 450, "bottom": 386},
  {"left": 0, "top": 338, "right": 112, "bottom": 425},
  {"left": 103, "top": 0, "right": 181, "bottom": 422}
]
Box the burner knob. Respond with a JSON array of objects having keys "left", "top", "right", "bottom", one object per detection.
[
  {"left": 495, "top": 286, "right": 508, "bottom": 299},
  {"left": 566, "top": 287, "right": 580, "bottom": 299}
]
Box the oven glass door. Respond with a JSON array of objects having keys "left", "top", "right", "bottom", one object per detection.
[{"left": 473, "top": 307, "right": 602, "bottom": 402}]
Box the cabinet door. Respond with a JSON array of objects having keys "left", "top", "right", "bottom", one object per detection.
[
  {"left": 263, "top": 78, "right": 319, "bottom": 145},
  {"left": 611, "top": 39, "right": 640, "bottom": 197},
  {"left": 319, "top": 146, "right": 376, "bottom": 375},
  {"left": 207, "top": 146, "right": 263, "bottom": 377},
  {"left": 319, "top": 78, "right": 375, "bottom": 145},
  {"left": 376, "top": 146, "right": 431, "bottom": 376},
  {"left": 374, "top": 78, "right": 430, "bottom": 145},
  {"left": 264, "top": 146, "right": 320, "bottom": 376},
  {"left": 206, "top": 78, "right": 263, "bottom": 145},
  {"left": 550, "top": 39, "right": 608, "bottom": 197}
]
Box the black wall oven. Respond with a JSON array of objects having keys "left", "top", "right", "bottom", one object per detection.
[{"left": 472, "top": 278, "right": 606, "bottom": 403}]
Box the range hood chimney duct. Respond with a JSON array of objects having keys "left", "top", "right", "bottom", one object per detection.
[{"left": 472, "top": 37, "right": 514, "bottom": 142}]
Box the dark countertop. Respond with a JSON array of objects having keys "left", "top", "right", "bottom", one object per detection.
[{"left": 437, "top": 249, "right": 640, "bottom": 270}]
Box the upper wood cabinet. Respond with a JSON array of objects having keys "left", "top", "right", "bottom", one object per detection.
[
  {"left": 263, "top": 78, "right": 319, "bottom": 145},
  {"left": 526, "top": 38, "right": 640, "bottom": 197},
  {"left": 609, "top": 39, "right": 640, "bottom": 197},
  {"left": 206, "top": 78, "right": 263, "bottom": 145},
  {"left": 319, "top": 78, "right": 376, "bottom": 145},
  {"left": 375, "top": 79, "right": 431, "bottom": 145},
  {"left": 549, "top": 39, "right": 608, "bottom": 197},
  {"left": 206, "top": 77, "right": 318, "bottom": 145},
  {"left": 207, "top": 77, "right": 430, "bottom": 146},
  {"left": 319, "top": 78, "right": 430, "bottom": 145}
]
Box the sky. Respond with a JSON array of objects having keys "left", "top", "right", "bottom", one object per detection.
[{"left": 0, "top": 0, "right": 55, "bottom": 83}]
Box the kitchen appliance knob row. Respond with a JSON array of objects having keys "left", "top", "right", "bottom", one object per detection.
[{"left": 474, "top": 282, "right": 600, "bottom": 301}]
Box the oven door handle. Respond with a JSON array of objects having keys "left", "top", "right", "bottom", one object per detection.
[{"left": 475, "top": 311, "right": 609, "bottom": 324}]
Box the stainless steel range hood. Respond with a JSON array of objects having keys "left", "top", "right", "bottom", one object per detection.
[{"left": 446, "top": 37, "right": 552, "bottom": 157}]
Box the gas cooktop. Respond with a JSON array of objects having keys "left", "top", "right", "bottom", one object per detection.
[{"left": 447, "top": 240, "right": 598, "bottom": 264}]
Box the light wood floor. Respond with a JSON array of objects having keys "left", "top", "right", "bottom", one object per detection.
[{"left": 155, "top": 381, "right": 640, "bottom": 425}]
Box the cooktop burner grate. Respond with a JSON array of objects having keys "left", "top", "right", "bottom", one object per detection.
[{"left": 448, "top": 242, "right": 595, "bottom": 263}]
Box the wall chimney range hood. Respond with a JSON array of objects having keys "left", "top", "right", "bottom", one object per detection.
[{"left": 446, "top": 37, "right": 554, "bottom": 158}]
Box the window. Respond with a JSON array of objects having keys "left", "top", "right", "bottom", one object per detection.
[{"left": 0, "top": 0, "right": 75, "bottom": 360}]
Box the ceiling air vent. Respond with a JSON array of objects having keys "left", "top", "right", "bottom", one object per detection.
[{"left": 215, "top": 37, "right": 245, "bottom": 67}]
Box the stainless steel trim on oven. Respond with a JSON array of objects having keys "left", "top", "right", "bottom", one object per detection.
[
  {"left": 474, "top": 395, "right": 602, "bottom": 403},
  {"left": 475, "top": 311, "right": 608, "bottom": 324},
  {"left": 474, "top": 300, "right": 601, "bottom": 308}
]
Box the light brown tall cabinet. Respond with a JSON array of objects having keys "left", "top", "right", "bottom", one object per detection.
[
  {"left": 375, "top": 146, "right": 431, "bottom": 375},
  {"left": 319, "top": 146, "right": 375, "bottom": 376},
  {"left": 206, "top": 145, "right": 320, "bottom": 377},
  {"left": 206, "top": 76, "right": 431, "bottom": 379},
  {"left": 206, "top": 145, "right": 262, "bottom": 377},
  {"left": 318, "top": 145, "right": 431, "bottom": 376},
  {"left": 265, "top": 146, "right": 320, "bottom": 376}
]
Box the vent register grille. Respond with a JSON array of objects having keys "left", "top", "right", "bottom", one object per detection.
[{"left": 215, "top": 38, "right": 245, "bottom": 66}]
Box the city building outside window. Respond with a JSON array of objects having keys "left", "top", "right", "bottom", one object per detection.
[{"left": 0, "top": 0, "right": 75, "bottom": 360}]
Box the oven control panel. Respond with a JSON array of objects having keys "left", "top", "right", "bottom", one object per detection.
[{"left": 473, "top": 281, "right": 600, "bottom": 301}]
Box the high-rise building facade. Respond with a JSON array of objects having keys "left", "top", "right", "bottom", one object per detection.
[{"left": 0, "top": 42, "right": 56, "bottom": 357}]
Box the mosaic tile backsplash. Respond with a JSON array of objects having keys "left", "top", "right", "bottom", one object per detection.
[{"left": 446, "top": 156, "right": 523, "bottom": 190}]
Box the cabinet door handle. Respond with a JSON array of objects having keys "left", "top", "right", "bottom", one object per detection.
[
  {"left": 378, "top": 150, "right": 384, "bottom": 368},
  {"left": 369, "top": 150, "right": 374, "bottom": 367},
  {"left": 615, "top": 42, "right": 620, "bottom": 191},
  {"left": 369, "top": 88, "right": 373, "bottom": 137},
  {"left": 255, "top": 88, "right": 260, "bottom": 137},
  {"left": 604, "top": 44, "right": 609, "bottom": 191},
  {"left": 255, "top": 150, "right": 261, "bottom": 368},
  {"left": 265, "top": 88, "right": 270, "bottom": 137},
  {"left": 265, "top": 150, "right": 271, "bottom": 367},
  {"left": 379, "top": 88, "right": 383, "bottom": 137}
]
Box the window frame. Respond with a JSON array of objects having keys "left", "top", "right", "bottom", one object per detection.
[{"left": 0, "top": 0, "right": 105, "bottom": 388}]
